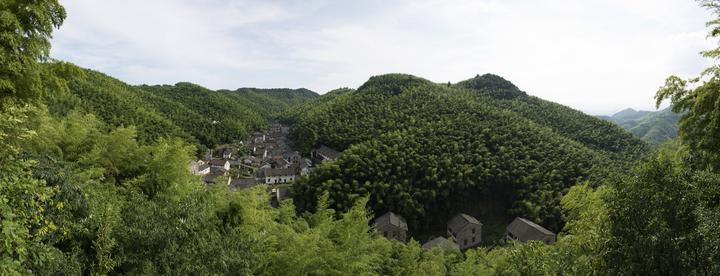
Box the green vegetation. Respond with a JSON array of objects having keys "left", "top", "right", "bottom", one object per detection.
[
  {"left": 599, "top": 107, "right": 681, "bottom": 145},
  {"left": 288, "top": 73, "right": 647, "bottom": 238},
  {"left": 43, "top": 65, "right": 318, "bottom": 149},
  {"left": 2, "top": 0, "right": 720, "bottom": 275}
]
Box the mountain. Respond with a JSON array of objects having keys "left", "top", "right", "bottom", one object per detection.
[
  {"left": 599, "top": 107, "right": 681, "bottom": 145},
  {"left": 288, "top": 73, "right": 648, "bottom": 240},
  {"left": 45, "top": 63, "right": 318, "bottom": 149}
]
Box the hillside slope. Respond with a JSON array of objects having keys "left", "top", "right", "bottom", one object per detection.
[
  {"left": 45, "top": 63, "right": 318, "bottom": 148},
  {"left": 455, "top": 74, "right": 648, "bottom": 161},
  {"left": 599, "top": 107, "right": 680, "bottom": 145},
  {"left": 288, "top": 73, "right": 648, "bottom": 239}
]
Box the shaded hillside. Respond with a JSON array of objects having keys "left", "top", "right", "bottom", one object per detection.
[
  {"left": 288, "top": 73, "right": 649, "bottom": 238},
  {"left": 599, "top": 107, "right": 680, "bottom": 145}
]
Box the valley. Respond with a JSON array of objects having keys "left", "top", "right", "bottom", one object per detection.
[{"left": 4, "top": 1, "right": 720, "bottom": 274}]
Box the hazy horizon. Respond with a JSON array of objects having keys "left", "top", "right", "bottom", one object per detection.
[{"left": 51, "top": 0, "right": 715, "bottom": 115}]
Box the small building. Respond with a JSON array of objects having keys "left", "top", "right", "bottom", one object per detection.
[
  {"left": 270, "top": 187, "right": 291, "bottom": 207},
  {"left": 296, "top": 159, "right": 311, "bottom": 176},
  {"left": 209, "top": 159, "right": 231, "bottom": 171},
  {"left": 190, "top": 160, "right": 210, "bottom": 175},
  {"left": 203, "top": 173, "right": 230, "bottom": 185},
  {"left": 422, "top": 237, "right": 460, "bottom": 252},
  {"left": 283, "top": 151, "right": 302, "bottom": 163},
  {"left": 251, "top": 132, "right": 266, "bottom": 144},
  {"left": 373, "top": 212, "right": 408, "bottom": 241},
  {"left": 259, "top": 162, "right": 272, "bottom": 170},
  {"left": 262, "top": 168, "right": 297, "bottom": 184},
  {"left": 229, "top": 178, "right": 259, "bottom": 190},
  {"left": 447, "top": 213, "right": 482, "bottom": 250},
  {"left": 312, "top": 145, "right": 341, "bottom": 162},
  {"left": 506, "top": 217, "right": 556, "bottom": 244},
  {"left": 240, "top": 156, "right": 261, "bottom": 167},
  {"left": 271, "top": 157, "right": 290, "bottom": 169},
  {"left": 196, "top": 164, "right": 211, "bottom": 175},
  {"left": 252, "top": 146, "right": 268, "bottom": 160},
  {"left": 270, "top": 123, "right": 282, "bottom": 133},
  {"left": 222, "top": 148, "right": 233, "bottom": 159}
]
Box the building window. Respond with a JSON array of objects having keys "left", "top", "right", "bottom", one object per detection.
[
  {"left": 472, "top": 237, "right": 476, "bottom": 243},
  {"left": 464, "top": 239, "right": 468, "bottom": 246},
  {"left": 472, "top": 228, "right": 475, "bottom": 234},
  {"left": 383, "top": 231, "right": 388, "bottom": 237}
]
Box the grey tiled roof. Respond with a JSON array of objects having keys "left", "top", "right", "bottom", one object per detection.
[
  {"left": 315, "top": 145, "right": 341, "bottom": 159},
  {"left": 230, "top": 178, "right": 258, "bottom": 190},
  {"left": 263, "top": 167, "right": 297, "bottom": 177},
  {"left": 447, "top": 213, "right": 482, "bottom": 234},
  {"left": 373, "top": 212, "right": 408, "bottom": 231},
  {"left": 210, "top": 159, "right": 228, "bottom": 166},
  {"left": 506, "top": 217, "right": 555, "bottom": 241}
]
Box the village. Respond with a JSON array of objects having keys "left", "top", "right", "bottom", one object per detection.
[
  {"left": 189, "top": 122, "right": 557, "bottom": 252},
  {"left": 189, "top": 122, "right": 341, "bottom": 206}
]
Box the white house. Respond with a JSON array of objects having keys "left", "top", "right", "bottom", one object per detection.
[
  {"left": 210, "top": 159, "right": 231, "bottom": 171},
  {"left": 190, "top": 160, "right": 211, "bottom": 175},
  {"left": 262, "top": 168, "right": 297, "bottom": 184}
]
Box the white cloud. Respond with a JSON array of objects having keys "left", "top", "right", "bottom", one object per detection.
[{"left": 52, "top": 0, "right": 716, "bottom": 114}]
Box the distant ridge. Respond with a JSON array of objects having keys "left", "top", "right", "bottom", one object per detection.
[{"left": 599, "top": 107, "right": 681, "bottom": 145}]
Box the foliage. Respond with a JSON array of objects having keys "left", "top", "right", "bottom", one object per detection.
[
  {"left": 605, "top": 149, "right": 703, "bottom": 274},
  {"left": 655, "top": 0, "right": 720, "bottom": 171},
  {"left": 456, "top": 74, "right": 648, "bottom": 161},
  {"left": 0, "top": 103, "right": 64, "bottom": 275},
  {"left": 4, "top": 0, "right": 720, "bottom": 274},
  {"left": 0, "top": 0, "right": 65, "bottom": 100},
  {"left": 42, "top": 65, "right": 317, "bottom": 149},
  {"left": 289, "top": 73, "right": 646, "bottom": 238},
  {"left": 599, "top": 107, "right": 682, "bottom": 146}
]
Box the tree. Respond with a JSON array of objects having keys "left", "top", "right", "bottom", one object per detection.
[
  {"left": 0, "top": 0, "right": 66, "bottom": 100},
  {"left": 604, "top": 151, "right": 708, "bottom": 275},
  {"left": 0, "top": 105, "right": 64, "bottom": 274},
  {"left": 655, "top": 0, "right": 720, "bottom": 171}
]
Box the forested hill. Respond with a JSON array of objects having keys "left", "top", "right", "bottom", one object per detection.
[
  {"left": 44, "top": 63, "right": 318, "bottom": 148},
  {"left": 598, "top": 107, "right": 681, "bottom": 145},
  {"left": 288, "top": 73, "right": 649, "bottom": 238},
  {"left": 455, "top": 74, "right": 649, "bottom": 161}
]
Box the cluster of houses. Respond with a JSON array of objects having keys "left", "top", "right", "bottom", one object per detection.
[
  {"left": 189, "top": 122, "right": 342, "bottom": 205},
  {"left": 373, "top": 212, "right": 556, "bottom": 251}
]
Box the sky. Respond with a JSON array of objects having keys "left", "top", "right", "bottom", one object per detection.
[{"left": 51, "top": 0, "right": 716, "bottom": 115}]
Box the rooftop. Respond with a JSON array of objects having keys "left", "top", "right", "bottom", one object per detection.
[
  {"left": 373, "top": 211, "right": 408, "bottom": 231},
  {"left": 506, "top": 217, "right": 555, "bottom": 241},
  {"left": 314, "top": 145, "right": 341, "bottom": 159}
]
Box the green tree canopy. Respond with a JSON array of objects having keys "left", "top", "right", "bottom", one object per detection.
[{"left": 0, "top": 0, "right": 65, "bottom": 100}]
